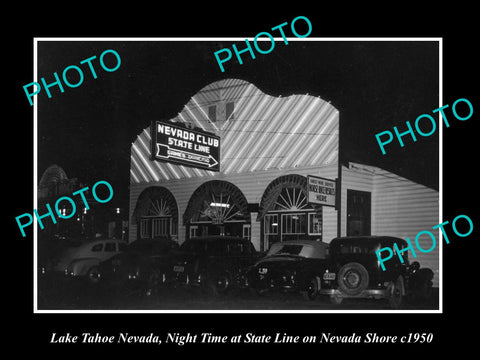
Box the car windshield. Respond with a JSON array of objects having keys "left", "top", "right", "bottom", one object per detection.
[
  {"left": 227, "top": 242, "right": 253, "bottom": 254},
  {"left": 335, "top": 243, "right": 379, "bottom": 254},
  {"left": 180, "top": 240, "right": 207, "bottom": 253},
  {"left": 269, "top": 244, "right": 305, "bottom": 257}
]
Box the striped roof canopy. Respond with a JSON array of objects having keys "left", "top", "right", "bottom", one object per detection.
[{"left": 131, "top": 78, "right": 339, "bottom": 183}]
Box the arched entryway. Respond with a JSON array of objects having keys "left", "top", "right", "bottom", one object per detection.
[
  {"left": 131, "top": 186, "right": 178, "bottom": 242},
  {"left": 183, "top": 180, "right": 250, "bottom": 240},
  {"left": 258, "top": 174, "right": 323, "bottom": 251}
]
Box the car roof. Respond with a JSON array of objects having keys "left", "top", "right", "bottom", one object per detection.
[
  {"left": 131, "top": 237, "right": 173, "bottom": 243},
  {"left": 330, "top": 236, "right": 407, "bottom": 246},
  {"left": 186, "top": 236, "right": 248, "bottom": 243},
  {"left": 76, "top": 238, "right": 125, "bottom": 248},
  {"left": 271, "top": 239, "right": 328, "bottom": 247},
  {"left": 89, "top": 238, "right": 125, "bottom": 244},
  {"left": 268, "top": 240, "right": 328, "bottom": 258}
]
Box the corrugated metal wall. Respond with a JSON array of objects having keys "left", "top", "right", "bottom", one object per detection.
[{"left": 343, "top": 163, "right": 440, "bottom": 286}]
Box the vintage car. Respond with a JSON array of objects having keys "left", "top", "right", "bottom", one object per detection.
[
  {"left": 38, "top": 233, "right": 80, "bottom": 276},
  {"left": 169, "top": 236, "right": 260, "bottom": 296},
  {"left": 318, "top": 236, "right": 434, "bottom": 309},
  {"left": 240, "top": 240, "right": 329, "bottom": 300},
  {"left": 98, "top": 237, "right": 178, "bottom": 295},
  {"left": 53, "top": 238, "right": 127, "bottom": 283}
]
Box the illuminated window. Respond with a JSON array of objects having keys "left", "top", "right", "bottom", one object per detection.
[
  {"left": 140, "top": 219, "right": 151, "bottom": 239},
  {"left": 190, "top": 225, "right": 199, "bottom": 238},
  {"left": 274, "top": 187, "right": 309, "bottom": 211},
  {"left": 281, "top": 213, "right": 307, "bottom": 235},
  {"left": 208, "top": 105, "right": 216, "bottom": 122},
  {"left": 243, "top": 224, "right": 251, "bottom": 240},
  {"left": 152, "top": 218, "right": 170, "bottom": 237},
  {"left": 226, "top": 102, "right": 235, "bottom": 120},
  {"left": 308, "top": 213, "right": 322, "bottom": 235},
  {"left": 264, "top": 214, "right": 278, "bottom": 235},
  {"left": 139, "top": 196, "right": 177, "bottom": 239}
]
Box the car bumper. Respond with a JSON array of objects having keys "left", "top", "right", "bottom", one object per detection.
[
  {"left": 249, "top": 276, "right": 303, "bottom": 293},
  {"left": 171, "top": 271, "right": 202, "bottom": 287},
  {"left": 319, "top": 288, "right": 391, "bottom": 299}
]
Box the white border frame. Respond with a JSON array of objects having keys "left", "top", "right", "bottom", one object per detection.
[{"left": 33, "top": 37, "right": 443, "bottom": 314}]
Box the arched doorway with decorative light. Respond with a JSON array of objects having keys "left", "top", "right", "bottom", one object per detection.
[
  {"left": 131, "top": 186, "right": 179, "bottom": 242},
  {"left": 258, "top": 174, "right": 323, "bottom": 251},
  {"left": 183, "top": 180, "right": 250, "bottom": 240}
]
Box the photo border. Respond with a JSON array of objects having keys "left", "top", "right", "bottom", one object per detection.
[{"left": 33, "top": 37, "right": 443, "bottom": 314}]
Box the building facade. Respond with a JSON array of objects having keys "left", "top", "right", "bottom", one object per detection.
[{"left": 128, "top": 78, "right": 439, "bottom": 284}]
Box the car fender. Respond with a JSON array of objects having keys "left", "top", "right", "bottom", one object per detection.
[
  {"left": 69, "top": 258, "right": 101, "bottom": 276},
  {"left": 299, "top": 271, "right": 322, "bottom": 290}
]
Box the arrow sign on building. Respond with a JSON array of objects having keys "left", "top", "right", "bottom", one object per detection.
[
  {"left": 156, "top": 144, "right": 219, "bottom": 168},
  {"left": 151, "top": 120, "right": 221, "bottom": 171}
]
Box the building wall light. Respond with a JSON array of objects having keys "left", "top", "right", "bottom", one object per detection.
[{"left": 209, "top": 202, "right": 230, "bottom": 208}]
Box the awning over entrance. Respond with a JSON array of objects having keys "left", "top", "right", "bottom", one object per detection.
[
  {"left": 183, "top": 180, "right": 249, "bottom": 225},
  {"left": 131, "top": 186, "right": 178, "bottom": 224},
  {"left": 257, "top": 174, "right": 321, "bottom": 221}
]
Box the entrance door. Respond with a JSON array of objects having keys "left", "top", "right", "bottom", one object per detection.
[
  {"left": 184, "top": 180, "right": 251, "bottom": 240},
  {"left": 347, "top": 189, "right": 371, "bottom": 236}
]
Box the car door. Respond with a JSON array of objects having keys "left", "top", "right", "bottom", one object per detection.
[
  {"left": 101, "top": 241, "right": 119, "bottom": 262},
  {"left": 227, "top": 240, "right": 254, "bottom": 273},
  {"left": 205, "top": 240, "right": 228, "bottom": 274},
  {"left": 89, "top": 242, "right": 104, "bottom": 260},
  {"left": 381, "top": 240, "right": 404, "bottom": 281}
]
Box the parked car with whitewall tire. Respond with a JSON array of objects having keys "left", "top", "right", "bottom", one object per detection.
[
  {"left": 240, "top": 240, "right": 329, "bottom": 300},
  {"left": 319, "top": 236, "right": 434, "bottom": 309},
  {"left": 169, "top": 236, "right": 260, "bottom": 296},
  {"left": 53, "top": 239, "right": 127, "bottom": 283}
]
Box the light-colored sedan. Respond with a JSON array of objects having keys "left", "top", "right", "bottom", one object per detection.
[{"left": 53, "top": 239, "right": 126, "bottom": 283}]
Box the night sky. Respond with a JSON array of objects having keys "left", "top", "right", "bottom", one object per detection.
[{"left": 37, "top": 40, "right": 440, "bottom": 210}]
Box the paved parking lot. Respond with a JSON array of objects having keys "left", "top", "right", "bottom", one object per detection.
[{"left": 37, "top": 274, "right": 439, "bottom": 311}]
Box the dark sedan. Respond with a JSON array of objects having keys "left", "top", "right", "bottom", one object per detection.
[
  {"left": 318, "top": 236, "right": 434, "bottom": 309},
  {"left": 169, "top": 236, "right": 260, "bottom": 296},
  {"left": 98, "top": 237, "right": 178, "bottom": 296},
  {"left": 242, "top": 240, "right": 329, "bottom": 300}
]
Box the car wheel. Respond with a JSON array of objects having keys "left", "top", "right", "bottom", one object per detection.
[
  {"left": 301, "top": 276, "right": 320, "bottom": 301},
  {"left": 198, "top": 272, "right": 210, "bottom": 294},
  {"left": 330, "top": 295, "right": 343, "bottom": 305},
  {"left": 86, "top": 266, "right": 100, "bottom": 284},
  {"left": 203, "top": 273, "right": 231, "bottom": 296},
  {"left": 214, "top": 273, "right": 231, "bottom": 294},
  {"left": 337, "top": 262, "right": 369, "bottom": 296},
  {"left": 145, "top": 269, "right": 162, "bottom": 296},
  {"left": 388, "top": 276, "right": 404, "bottom": 309},
  {"left": 249, "top": 286, "right": 266, "bottom": 297}
]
